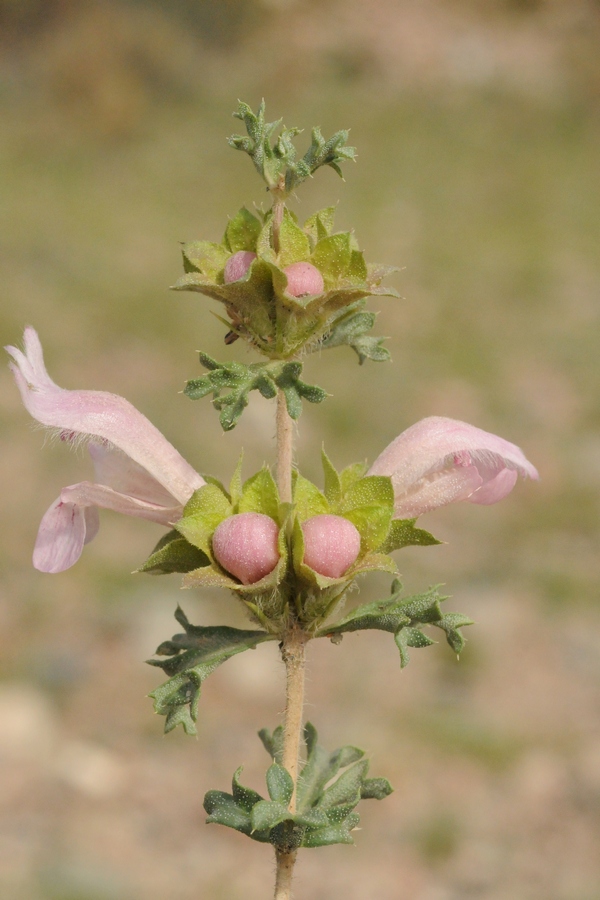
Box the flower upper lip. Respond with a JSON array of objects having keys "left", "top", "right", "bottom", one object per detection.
[{"left": 5, "top": 327, "right": 205, "bottom": 573}]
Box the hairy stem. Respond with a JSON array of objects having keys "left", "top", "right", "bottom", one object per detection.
[
  {"left": 280, "top": 627, "right": 307, "bottom": 808},
  {"left": 274, "top": 626, "right": 308, "bottom": 900},
  {"left": 276, "top": 390, "right": 294, "bottom": 504},
  {"left": 271, "top": 185, "right": 285, "bottom": 256},
  {"left": 274, "top": 848, "right": 297, "bottom": 900},
  {"left": 273, "top": 368, "right": 305, "bottom": 899}
]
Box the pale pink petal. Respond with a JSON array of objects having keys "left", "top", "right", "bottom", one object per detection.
[
  {"left": 468, "top": 468, "right": 518, "bottom": 505},
  {"left": 368, "top": 416, "right": 538, "bottom": 518},
  {"left": 83, "top": 506, "right": 100, "bottom": 544},
  {"left": 33, "top": 498, "right": 88, "bottom": 573},
  {"left": 6, "top": 329, "right": 204, "bottom": 505},
  {"left": 88, "top": 443, "right": 178, "bottom": 507},
  {"left": 393, "top": 466, "right": 483, "bottom": 519},
  {"left": 33, "top": 478, "right": 181, "bottom": 574},
  {"left": 5, "top": 326, "right": 59, "bottom": 390},
  {"left": 60, "top": 482, "right": 181, "bottom": 526}
]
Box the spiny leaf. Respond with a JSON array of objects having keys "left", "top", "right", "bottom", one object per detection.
[
  {"left": 148, "top": 607, "right": 273, "bottom": 733},
  {"left": 316, "top": 581, "right": 473, "bottom": 669}
]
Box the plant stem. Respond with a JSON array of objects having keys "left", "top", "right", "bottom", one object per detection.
[
  {"left": 274, "top": 847, "right": 297, "bottom": 900},
  {"left": 271, "top": 180, "right": 285, "bottom": 256},
  {"left": 273, "top": 370, "right": 305, "bottom": 899},
  {"left": 274, "top": 625, "right": 308, "bottom": 900},
  {"left": 276, "top": 390, "right": 294, "bottom": 504},
  {"left": 272, "top": 198, "right": 284, "bottom": 256},
  {"left": 280, "top": 627, "right": 307, "bottom": 809}
]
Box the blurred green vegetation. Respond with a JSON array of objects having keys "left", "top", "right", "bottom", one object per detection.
[{"left": 1, "top": 2, "right": 600, "bottom": 898}]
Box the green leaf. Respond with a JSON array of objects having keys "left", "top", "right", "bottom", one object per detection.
[
  {"left": 435, "top": 612, "right": 475, "bottom": 654},
  {"left": 229, "top": 454, "right": 244, "bottom": 507},
  {"left": 181, "top": 241, "right": 230, "bottom": 279},
  {"left": 360, "top": 778, "right": 394, "bottom": 800},
  {"left": 266, "top": 764, "right": 294, "bottom": 805},
  {"left": 136, "top": 530, "right": 210, "bottom": 575},
  {"left": 148, "top": 607, "right": 273, "bottom": 733},
  {"left": 204, "top": 791, "right": 253, "bottom": 832},
  {"left": 185, "top": 355, "right": 326, "bottom": 429},
  {"left": 321, "top": 448, "right": 342, "bottom": 504},
  {"left": 379, "top": 519, "right": 441, "bottom": 554},
  {"left": 228, "top": 101, "right": 355, "bottom": 195},
  {"left": 296, "top": 723, "right": 364, "bottom": 811},
  {"left": 258, "top": 725, "right": 284, "bottom": 764},
  {"left": 316, "top": 581, "right": 473, "bottom": 669},
  {"left": 347, "top": 249, "right": 368, "bottom": 283},
  {"left": 278, "top": 209, "right": 311, "bottom": 268},
  {"left": 339, "top": 475, "right": 394, "bottom": 515},
  {"left": 204, "top": 723, "right": 391, "bottom": 849},
  {"left": 149, "top": 608, "right": 273, "bottom": 678},
  {"left": 395, "top": 627, "right": 436, "bottom": 668},
  {"left": 301, "top": 818, "right": 359, "bottom": 848},
  {"left": 232, "top": 767, "right": 264, "bottom": 812},
  {"left": 250, "top": 800, "right": 292, "bottom": 834},
  {"left": 311, "top": 233, "right": 352, "bottom": 284},
  {"left": 239, "top": 468, "right": 280, "bottom": 519},
  {"left": 176, "top": 484, "right": 232, "bottom": 554},
  {"left": 293, "top": 474, "right": 330, "bottom": 521},
  {"left": 343, "top": 505, "right": 393, "bottom": 553},
  {"left": 303, "top": 207, "right": 336, "bottom": 244},
  {"left": 339, "top": 461, "right": 368, "bottom": 492},
  {"left": 320, "top": 300, "right": 392, "bottom": 364},
  {"left": 225, "top": 207, "right": 262, "bottom": 253},
  {"left": 318, "top": 759, "right": 369, "bottom": 809}
]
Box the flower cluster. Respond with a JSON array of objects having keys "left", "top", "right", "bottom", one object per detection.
[{"left": 6, "top": 329, "right": 538, "bottom": 583}]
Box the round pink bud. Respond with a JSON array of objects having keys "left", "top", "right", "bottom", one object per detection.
[
  {"left": 212, "top": 512, "right": 280, "bottom": 585},
  {"left": 283, "top": 262, "right": 324, "bottom": 297},
  {"left": 224, "top": 251, "right": 257, "bottom": 283},
  {"left": 301, "top": 515, "right": 361, "bottom": 579}
]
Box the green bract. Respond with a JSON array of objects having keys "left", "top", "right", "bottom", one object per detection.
[
  {"left": 288, "top": 450, "right": 441, "bottom": 628},
  {"left": 172, "top": 205, "right": 398, "bottom": 359},
  {"left": 171, "top": 464, "right": 290, "bottom": 630}
]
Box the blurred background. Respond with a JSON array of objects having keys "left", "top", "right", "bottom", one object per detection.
[{"left": 1, "top": 1, "right": 600, "bottom": 898}]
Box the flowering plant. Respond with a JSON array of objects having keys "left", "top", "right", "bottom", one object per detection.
[{"left": 7, "top": 101, "right": 537, "bottom": 900}]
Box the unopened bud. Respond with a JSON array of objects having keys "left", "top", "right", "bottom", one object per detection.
[
  {"left": 212, "top": 512, "right": 280, "bottom": 584},
  {"left": 301, "top": 514, "right": 361, "bottom": 578},
  {"left": 224, "top": 251, "right": 257, "bottom": 283},
  {"left": 283, "top": 262, "right": 324, "bottom": 297}
]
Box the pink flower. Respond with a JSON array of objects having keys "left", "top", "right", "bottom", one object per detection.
[
  {"left": 368, "top": 416, "right": 538, "bottom": 519},
  {"left": 6, "top": 328, "right": 205, "bottom": 573},
  {"left": 212, "top": 513, "right": 280, "bottom": 584}
]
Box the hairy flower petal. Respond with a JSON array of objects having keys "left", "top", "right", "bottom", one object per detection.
[
  {"left": 7, "top": 328, "right": 206, "bottom": 572},
  {"left": 368, "top": 416, "right": 538, "bottom": 518},
  {"left": 6, "top": 327, "right": 204, "bottom": 505},
  {"left": 33, "top": 500, "right": 99, "bottom": 574}
]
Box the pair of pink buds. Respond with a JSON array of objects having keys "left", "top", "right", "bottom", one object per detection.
[
  {"left": 224, "top": 251, "right": 324, "bottom": 297},
  {"left": 212, "top": 513, "right": 360, "bottom": 584}
]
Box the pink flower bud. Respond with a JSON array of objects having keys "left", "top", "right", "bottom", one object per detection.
[
  {"left": 224, "top": 251, "right": 257, "bottom": 283},
  {"left": 301, "top": 514, "right": 361, "bottom": 579},
  {"left": 212, "top": 512, "right": 280, "bottom": 585},
  {"left": 283, "top": 262, "right": 324, "bottom": 297}
]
